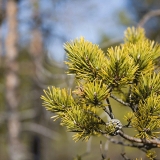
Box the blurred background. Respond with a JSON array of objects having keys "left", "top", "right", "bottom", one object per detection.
[{"left": 1, "top": 0, "right": 160, "bottom": 160}]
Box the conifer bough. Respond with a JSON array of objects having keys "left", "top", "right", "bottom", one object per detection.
[{"left": 41, "top": 27, "right": 160, "bottom": 159}]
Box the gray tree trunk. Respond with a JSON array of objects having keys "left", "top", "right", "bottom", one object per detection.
[{"left": 5, "top": 0, "right": 27, "bottom": 159}]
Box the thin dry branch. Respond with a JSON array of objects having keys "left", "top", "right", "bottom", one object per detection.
[
  {"left": 110, "top": 94, "right": 130, "bottom": 106},
  {"left": 0, "top": 109, "right": 37, "bottom": 124},
  {"left": 106, "top": 98, "right": 114, "bottom": 119},
  {"left": 138, "top": 9, "right": 160, "bottom": 27},
  {"left": 121, "top": 153, "right": 131, "bottom": 160},
  {"left": 118, "top": 130, "right": 160, "bottom": 148},
  {"left": 105, "top": 135, "right": 145, "bottom": 149},
  {"left": 21, "top": 122, "right": 60, "bottom": 141}
]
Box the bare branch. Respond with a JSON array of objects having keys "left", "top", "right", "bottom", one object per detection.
[
  {"left": 138, "top": 9, "right": 160, "bottom": 27},
  {"left": 100, "top": 141, "right": 107, "bottom": 160},
  {"left": 105, "top": 135, "right": 149, "bottom": 158},
  {"left": 105, "top": 135, "right": 144, "bottom": 148},
  {"left": 21, "top": 122, "right": 60, "bottom": 141},
  {"left": 34, "top": 59, "right": 66, "bottom": 80},
  {"left": 0, "top": 109, "right": 37, "bottom": 123},
  {"left": 118, "top": 130, "right": 160, "bottom": 147},
  {"left": 121, "top": 153, "right": 131, "bottom": 160},
  {"left": 102, "top": 107, "right": 112, "bottom": 119},
  {"left": 105, "top": 98, "right": 114, "bottom": 119},
  {"left": 85, "top": 110, "right": 106, "bottom": 125},
  {"left": 110, "top": 94, "right": 130, "bottom": 106},
  {"left": 74, "top": 137, "right": 92, "bottom": 159}
]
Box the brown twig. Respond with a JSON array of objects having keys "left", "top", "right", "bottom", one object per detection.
[
  {"left": 21, "top": 122, "right": 60, "bottom": 140},
  {"left": 118, "top": 130, "right": 160, "bottom": 147},
  {"left": 138, "top": 9, "right": 160, "bottom": 27},
  {"left": 121, "top": 153, "right": 131, "bottom": 160},
  {"left": 100, "top": 141, "right": 107, "bottom": 160},
  {"left": 105, "top": 135, "right": 144, "bottom": 148},
  {"left": 105, "top": 98, "right": 114, "bottom": 119},
  {"left": 110, "top": 94, "right": 130, "bottom": 106}
]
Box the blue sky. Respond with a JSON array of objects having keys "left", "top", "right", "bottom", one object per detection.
[
  {"left": 17, "top": 0, "right": 129, "bottom": 61},
  {"left": 44, "top": 0, "right": 128, "bottom": 61}
]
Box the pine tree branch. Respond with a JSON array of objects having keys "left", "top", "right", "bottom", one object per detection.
[
  {"left": 74, "top": 138, "right": 92, "bottom": 159},
  {"left": 84, "top": 110, "right": 106, "bottom": 125},
  {"left": 118, "top": 130, "right": 160, "bottom": 148},
  {"left": 110, "top": 94, "right": 130, "bottom": 106},
  {"left": 105, "top": 98, "right": 114, "bottom": 119},
  {"left": 100, "top": 141, "right": 107, "bottom": 160},
  {"left": 104, "top": 135, "right": 150, "bottom": 157},
  {"left": 105, "top": 135, "right": 145, "bottom": 148},
  {"left": 121, "top": 153, "right": 131, "bottom": 160},
  {"left": 102, "top": 107, "right": 112, "bottom": 118},
  {"left": 110, "top": 94, "right": 136, "bottom": 112}
]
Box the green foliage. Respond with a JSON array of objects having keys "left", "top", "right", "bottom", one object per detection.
[
  {"left": 124, "top": 40, "right": 159, "bottom": 77},
  {"left": 124, "top": 27, "right": 146, "bottom": 43},
  {"left": 146, "top": 150, "right": 157, "bottom": 160},
  {"left": 100, "top": 46, "right": 137, "bottom": 88},
  {"left": 131, "top": 95, "right": 160, "bottom": 139},
  {"left": 41, "top": 87, "right": 75, "bottom": 113},
  {"left": 74, "top": 80, "right": 109, "bottom": 106},
  {"left": 60, "top": 105, "right": 104, "bottom": 141},
  {"left": 73, "top": 155, "right": 82, "bottom": 160},
  {"left": 64, "top": 37, "right": 107, "bottom": 81},
  {"left": 41, "top": 27, "right": 160, "bottom": 159},
  {"left": 131, "top": 73, "right": 160, "bottom": 104}
]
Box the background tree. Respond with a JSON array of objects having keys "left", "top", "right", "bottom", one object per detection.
[
  {"left": 1, "top": 0, "right": 69, "bottom": 159},
  {"left": 5, "top": 0, "right": 27, "bottom": 159}
]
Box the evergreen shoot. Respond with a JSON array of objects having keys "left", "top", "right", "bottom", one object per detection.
[{"left": 41, "top": 27, "right": 160, "bottom": 160}]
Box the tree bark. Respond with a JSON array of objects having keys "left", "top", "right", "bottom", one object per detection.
[
  {"left": 5, "top": 0, "right": 27, "bottom": 159},
  {"left": 29, "top": 1, "right": 43, "bottom": 159}
]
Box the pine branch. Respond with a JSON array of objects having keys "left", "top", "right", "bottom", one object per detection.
[
  {"left": 105, "top": 98, "right": 114, "bottom": 119},
  {"left": 110, "top": 94, "right": 136, "bottom": 112},
  {"left": 41, "top": 26, "right": 160, "bottom": 158},
  {"left": 102, "top": 106, "right": 111, "bottom": 118},
  {"left": 121, "top": 153, "right": 131, "bottom": 160},
  {"left": 110, "top": 94, "right": 130, "bottom": 106},
  {"left": 100, "top": 141, "right": 107, "bottom": 160},
  {"left": 118, "top": 130, "right": 160, "bottom": 148},
  {"left": 84, "top": 110, "right": 106, "bottom": 125},
  {"left": 105, "top": 135, "right": 147, "bottom": 149}
]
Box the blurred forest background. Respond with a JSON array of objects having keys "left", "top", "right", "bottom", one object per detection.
[{"left": 0, "top": 0, "right": 160, "bottom": 160}]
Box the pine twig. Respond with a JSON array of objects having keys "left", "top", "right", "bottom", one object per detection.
[
  {"left": 105, "top": 98, "right": 114, "bottom": 119},
  {"left": 105, "top": 135, "right": 144, "bottom": 148},
  {"left": 21, "top": 122, "right": 60, "bottom": 140},
  {"left": 110, "top": 94, "right": 130, "bottom": 106},
  {"left": 118, "top": 130, "right": 160, "bottom": 148},
  {"left": 121, "top": 153, "right": 131, "bottom": 160},
  {"left": 84, "top": 110, "right": 106, "bottom": 125},
  {"left": 138, "top": 9, "right": 160, "bottom": 27},
  {"left": 100, "top": 141, "right": 107, "bottom": 160}
]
